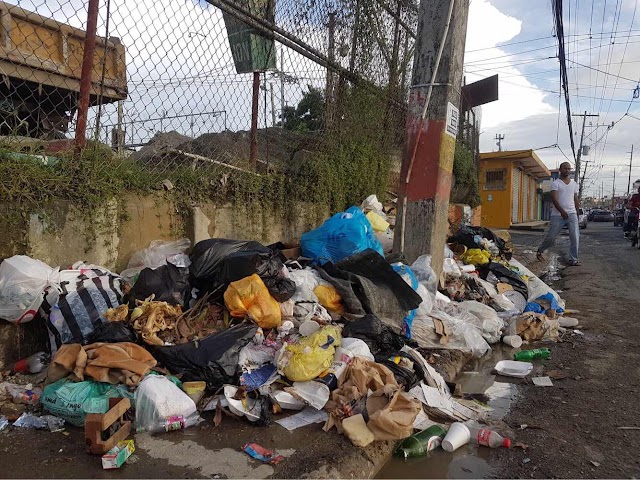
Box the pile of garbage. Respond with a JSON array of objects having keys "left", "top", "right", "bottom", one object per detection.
[{"left": 0, "top": 194, "right": 576, "bottom": 467}]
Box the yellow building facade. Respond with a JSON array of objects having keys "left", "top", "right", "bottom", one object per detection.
[{"left": 478, "top": 150, "right": 551, "bottom": 229}]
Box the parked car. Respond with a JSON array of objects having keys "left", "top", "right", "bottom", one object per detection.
[
  {"left": 592, "top": 210, "right": 615, "bottom": 222},
  {"left": 614, "top": 208, "right": 625, "bottom": 226}
]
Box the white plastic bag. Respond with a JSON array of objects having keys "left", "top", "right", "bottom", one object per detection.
[
  {"left": 457, "top": 300, "right": 504, "bottom": 344},
  {"left": 340, "top": 337, "right": 375, "bottom": 361},
  {"left": 443, "top": 258, "right": 462, "bottom": 277},
  {"left": 361, "top": 194, "right": 383, "bottom": 213},
  {"left": 410, "top": 255, "right": 438, "bottom": 295},
  {"left": 127, "top": 238, "right": 191, "bottom": 270},
  {"left": 134, "top": 376, "right": 200, "bottom": 433},
  {"left": 0, "top": 256, "right": 57, "bottom": 323}
]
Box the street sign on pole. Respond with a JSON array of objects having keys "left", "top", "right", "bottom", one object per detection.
[{"left": 223, "top": 0, "right": 277, "bottom": 74}]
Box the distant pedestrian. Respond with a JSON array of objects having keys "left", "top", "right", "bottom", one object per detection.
[{"left": 537, "top": 162, "right": 581, "bottom": 266}]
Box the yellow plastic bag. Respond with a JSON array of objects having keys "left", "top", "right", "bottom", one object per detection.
[
  {"left": 314, "top": 285, "right": 344, "bottom": 315},
  {"left": 366, "top": 211, "right": 390, "bottom": 233},
  {"left": 223, "top": 274, "right": 281, "bottom": 329},
  {"left": 280, "top": 325, "right": 342, "bottom": 382},
  {"left": 460, "top": 248, "right": 491, "bottom": 266}
]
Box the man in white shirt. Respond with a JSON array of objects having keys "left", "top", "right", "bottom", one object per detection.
[{"left": 537, "top": 162, "right": 581, "bottom": 266}]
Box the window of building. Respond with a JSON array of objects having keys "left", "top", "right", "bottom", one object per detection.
[{"left": 484, "top": 169, "right": 507, "bottom": 190}]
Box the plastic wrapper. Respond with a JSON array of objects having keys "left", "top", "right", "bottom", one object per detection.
[
  {"left": 287, "top": 268, "right": 323, "bottom": 303},
  {"left": 365, "top": 211, "right": 390, "bottom": 233},
  {"left": 127, "top": 238, "right": 191, "bottom": 270},
  {"left": 134, "top": 375, "right": 200, "bottom": 433},
  {"left": 410, "top": 255, "right": 438, "bottom": 295},
  {"left": 263, "top": 277, "right": 296, "bottom": 303},
  {"left": 460, "top": 248, "right": 491, "bottom": 266},
  {"left": 361, "top": 194, "right": 383, "bottom": 212},
  {"left": 392, "top": 263, "right": 420, "bottom": 338},
  {"left": 314, "top": 285, "right": 344, "bottom": 315},
  {"left": 457, "top": 300, "right": 504, "bottom": 344},
  {"left": 224, "top": 274, "right": 281, "bottom": 329},
  {"left": 13, "top": 413, "right": 65, "bottom": 432},
  {"left": 85, "top": 322, "right": 137, "bottom": 344},
  {"left": 278, "top": 325, "right": 342, "bottom": 382},
  {"left": 0, "top": 255, "right": 57, "bottom": 324},
  {"left": 301, "top": 206, "right": 384, "bottom": 264}
]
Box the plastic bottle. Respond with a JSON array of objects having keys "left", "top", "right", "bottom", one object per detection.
[
  {"left": 13, "top": 352, "right": 50, "bottom": 374},
  {"left": 395, "top": 425, "right": 448, "bottom": 458},
  {"left": 513, "top": 348, "right": 551, "bottom": 361},
  {"left": 467, "top": 425, "right": 512, "bottom": 448}
]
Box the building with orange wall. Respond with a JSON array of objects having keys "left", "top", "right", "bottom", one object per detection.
[{"left": 478, "top": 150, "right": 551, "bottom": 229}]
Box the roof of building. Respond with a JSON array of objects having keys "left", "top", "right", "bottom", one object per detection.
[{"left": 479, "top": 149, "right": 551, "bottom": 179}]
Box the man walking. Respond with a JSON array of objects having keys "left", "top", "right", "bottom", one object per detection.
[{"left": 537, "top": 162, "right": 581, "bottom": 265}]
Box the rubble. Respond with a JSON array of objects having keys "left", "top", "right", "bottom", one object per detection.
[{"left": 0, "top": 192, "right": 571, "bottom": 472}]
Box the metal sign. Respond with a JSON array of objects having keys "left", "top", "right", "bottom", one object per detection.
[
  {"left": 445, "top": 102, "right": 459, "bottom": 138},
  {"left": 461, "top": 74, "right": 499, "bottom": 111},
  {"left": 223, "top": 0, "right": 277, "bottom": 74}
]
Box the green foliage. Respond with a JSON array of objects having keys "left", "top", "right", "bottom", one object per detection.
[
  {"left": 452, "top": 141, "right": 481, "bottom": 208},
  {"left": 282, "top": 86, "right": 325, "bottom": 132}
]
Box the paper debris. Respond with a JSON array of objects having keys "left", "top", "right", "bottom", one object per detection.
[{"left": 532, "top": 376, "right": 554, "bottom": 387}]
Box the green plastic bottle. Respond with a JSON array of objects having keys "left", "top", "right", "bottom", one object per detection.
[
  {"left": 513, "top": 348, "right": 551, "bottom": 361},
  {"left": 395, "top": 425, "right": 447, "bottom": 458}
]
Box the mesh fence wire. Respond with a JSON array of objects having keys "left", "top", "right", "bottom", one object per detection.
[{"left": 0, "top": 0, "right": 417, "bottom": 209}]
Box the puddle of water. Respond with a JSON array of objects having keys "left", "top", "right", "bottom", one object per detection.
[{"left": 376, "top": 443, "right": 491, "bottom": 479}]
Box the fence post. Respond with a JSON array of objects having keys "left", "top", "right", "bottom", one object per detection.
[{"left": 74, "top": 0, "right": 100, "bottom": 151}]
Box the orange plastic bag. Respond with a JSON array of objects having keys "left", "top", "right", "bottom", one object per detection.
[
  {"left": 224, "top": 274, "right": 282, "bottom": 329},
  {"left": 314, "top": 285, "right": 344, "bottom": 315}
]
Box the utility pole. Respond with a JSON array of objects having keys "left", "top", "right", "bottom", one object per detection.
[
  {"left": 572, "top": 111, "right": 599, "bottom": 196},
  {"left": 393, "top": 0, "right": 469, "bottom": 275},
  {"left": 612, "top": 169, "right": 616, "bottom": 210},
  {"left": 495, "top": 133, "right": 505, "bottom": 152},
  {"left": 628, "top": 145, "right": 634, "bottom": 195}
]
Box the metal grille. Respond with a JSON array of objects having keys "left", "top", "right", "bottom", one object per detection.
[{"left": 0, "top": 0, "right": 418, "bottom": 211}]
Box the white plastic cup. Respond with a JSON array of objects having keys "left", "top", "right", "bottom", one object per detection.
[
  {"left": 442, "top": 422, "right": 471, "bottom": 452},
  {"left": 503, "top": 335, "right": 523, "bottom": 348},
  {"left": 299, "top": 320, "right": 320, "bottom": 336}
]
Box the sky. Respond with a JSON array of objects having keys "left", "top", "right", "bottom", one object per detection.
[
  {"left": 466, "top": 0, "right": 640, "bottom": 198},
  {"left": 8, "top": 0, "right": 640, "bottom": 197}
]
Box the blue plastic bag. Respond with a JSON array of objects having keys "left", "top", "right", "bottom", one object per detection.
[
  {"left": 301, "top": 206, "right": 384, "bottom": 264},
  {"left": 391, "top": 263, "right": 419, "bottom": 339},
  {"left": 523, "top": 292, "right": 564, "bottom": 314}
]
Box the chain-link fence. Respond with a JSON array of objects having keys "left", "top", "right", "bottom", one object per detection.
[{"left": 0, "top": 0, "right": 417, "bottom": 211}]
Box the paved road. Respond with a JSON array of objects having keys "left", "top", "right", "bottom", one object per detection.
[{"left": 491, "top": 222, "right": 640, "bottom": 478}]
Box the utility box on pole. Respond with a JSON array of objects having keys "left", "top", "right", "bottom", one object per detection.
[{"left": 393, "top": 0, "right": 469, "bottom": 276}]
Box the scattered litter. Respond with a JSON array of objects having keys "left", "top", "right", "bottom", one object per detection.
[
  {"left": 590, "top": 461, "right": 601, "bottom": 467},
  {"left": 13, "top": 412, "right": 65, "bottom": 431},
  {"left": 242, "top": 442, "right": 285, "bottom": 464},
  {"left": 0, "top": 416, "right": 8, "bottom": 432},
  {"left": 102, "top": 440, "right": 135, "bottom": 469},
  {"left": 573, "top": 329, "right": 584, "bottom": 335},
  {"left": 494, "top": 360, "right": 533, "bottom": 378},
  {"left": 532, "top": 376, "right": 554, "bottom": 387},
  {"left": 522, "top": 457, "right": 531, "bottom": 464},
  {"left": 275, "top": 407, "right": 327, "bottom": 431}
]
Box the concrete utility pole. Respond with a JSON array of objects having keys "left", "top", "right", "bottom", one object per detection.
[
  {"left": 573, "top": 111, "right": 599, "bottom": 196},
  {"left": 495, "top": 133, "right": 505, "bottom": 152},
  {"left": 393, "top": 0, "right": 469, "bottom": 275},
  {"left": 628, "top": 145, "right": 634, "bottom": 195},
  {"left": 612, "top": 169, "right": 616, "bottom": 210}
]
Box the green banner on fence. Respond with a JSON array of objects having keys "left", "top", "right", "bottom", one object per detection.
[{"left": 223, "top": 0, "right": 276, "bottom": 74}]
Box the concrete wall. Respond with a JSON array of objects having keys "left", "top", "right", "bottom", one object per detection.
[{"left": 0, "top": 194, "right": 329, "bottom": 367}]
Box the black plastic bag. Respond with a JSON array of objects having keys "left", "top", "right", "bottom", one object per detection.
[
  {"left": 380, "top": 360, "right": 419, "bottom": 390},
  {"left": 149, "top": 322, "right": 257, "bottom": 390},
  {"left": 189, "top": 239, "right": 284, "bottom": 293},
  {"left": 342, "top": 314, "right": 408, "bottom": 362},
  {"left": 449, "top": 226, "right": 507, "bottom": 253},
  {"left": 263, "top": 277, "right": 296, "bottom": 302},
  {"left": 129, "top": 263, "right": 190, "bottom": 307},
  {"left": 84, "top": 322, "right": 138, "bottom": 344}
]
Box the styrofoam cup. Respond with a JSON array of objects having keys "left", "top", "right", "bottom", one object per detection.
[
  {"left": 442, "top": 422, "right": 471, "bottom": 452},
  {"left": 503, "top": 335, "right": 523, "bottom": 348}
]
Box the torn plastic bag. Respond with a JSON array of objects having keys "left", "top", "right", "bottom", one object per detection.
[
  {"left": 0, "top": 255, "right": 57, "bottom": 324},
  {"left": 189, "top": 239, "right": 283, "bottom": 293},
  {"left": 478, "top": 262, "right": 528, "bottom": 299},
  {"left": 319, "top": 250, "right": 422, "bottom": 328},
  {"left": 84, "top": 322, "right": 137, "bottom": 344},
  {"left": 457, "top": 300, "right": 504, "bottom": 344},
  {"left": 510, "top": 259, "right": 564, "bottom": 306},
  {"left": 224, "top": 274, "right": 282, "bottom": 329},
  {"left": 524, "top": 292, "right": 565, "bottom": 314},
  {"left": 431, "top": 309, "right": 491, "bottom": 357},
  {"left": 301, "top": 206, "right": 384, "bottom": 264},
  {"left": 40, "top": 268, "right": 126, "bottom": 354},
  {"left": 149, "top": 323, "right": 258, "bottom": 390},
  {"left": 263, "top": 277, "right": 296, "bottom": 303},
  {"left": 127, "top": 238, "right": 191, "bottom": 270},
  {"left": 314, "top": 285, "right": 344, "bottom": 315},
  {"left": 342, "top": 315, "right": 409, "bottom": 362},
  {"left": 129, "top": 263, "right": 190, "bottom": 307}
]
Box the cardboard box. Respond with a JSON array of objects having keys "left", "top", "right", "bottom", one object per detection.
[
  {"left": 280, "top": 246, "right": 301, "bottom": 259},
  {"left": 101, "top": 440, "right": 135, "bottom": 469}
]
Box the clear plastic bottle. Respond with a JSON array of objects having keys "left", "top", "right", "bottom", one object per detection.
[
  {"left": 467, "top": 425, "right": 512, "bottom": 448},
  {"left": 13, "top": 351, "right": 50, "bottom": 374}
]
